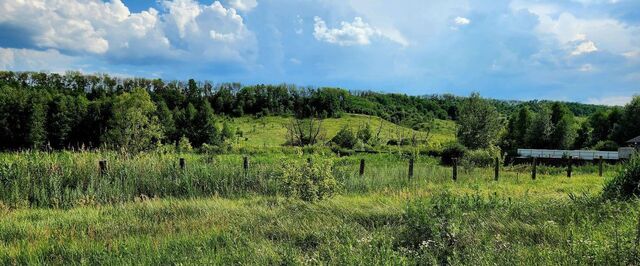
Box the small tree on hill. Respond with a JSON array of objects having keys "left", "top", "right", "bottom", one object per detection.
[
  {"left": 357, "top": 123, "right": 372, "bottom": 143},
  {"left": 332, "top": 126, "right": 357, "bottom": 149},
  {"left": 284, "top": 116, "right": 324, "bottom": 146}
]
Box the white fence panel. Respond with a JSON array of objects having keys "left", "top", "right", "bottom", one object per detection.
[{"left": 517, "top": 149, "right": 619, "bottom": 160}]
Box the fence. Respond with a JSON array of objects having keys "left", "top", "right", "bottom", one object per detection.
[{"left": 517, "top": 149, "right": 619, "bottom": 160}]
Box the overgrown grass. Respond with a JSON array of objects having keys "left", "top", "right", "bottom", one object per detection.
[
  {"left": 0, "top": 151, "right": 635, "bottom": 264},
  {"left": 0, "top": 151, "right": 616, "bottom": 208},
  {"left": 1, "top": 193, "right": 639, "bottom": 264}
]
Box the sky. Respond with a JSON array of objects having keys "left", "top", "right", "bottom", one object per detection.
[{"left": 0, "top": 0, "right": 639, "bottom": 105}]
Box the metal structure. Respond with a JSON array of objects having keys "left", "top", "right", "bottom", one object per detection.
[
  {"left": 517, "top": 149, "right": 619, "bottom": 160},
  {"left": 626, "top": 136, "right": 640, "bottom": 148}
]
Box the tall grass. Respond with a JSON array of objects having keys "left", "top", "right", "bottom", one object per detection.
[
  {"left": 1, "top": 193, "right": 639, "bottom": 264},
  {"left": 0, "top": 151, "right": 616, "bottom": 208}
]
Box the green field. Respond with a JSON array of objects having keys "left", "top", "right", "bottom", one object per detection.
[
  {"left": 230, "top": 114, "right": 456, "bottom": 149},
  {"left": 1, "top": 151, "right": 639, "bottom": 264}
]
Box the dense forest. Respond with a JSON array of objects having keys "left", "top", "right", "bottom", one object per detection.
[{"left": 0, "top": 71, "right": 636, "bottom": 153}]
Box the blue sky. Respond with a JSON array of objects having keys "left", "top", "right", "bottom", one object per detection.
[{"left": 0, "top": 0, "right": 639, "bottom": 105}]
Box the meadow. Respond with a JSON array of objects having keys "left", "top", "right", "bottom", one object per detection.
[
  {"left": 1, "top": 150, "right": 638, "bottom": 265},
  {"left": 230, "top": 114, "right": 456, "bottom": 149}
]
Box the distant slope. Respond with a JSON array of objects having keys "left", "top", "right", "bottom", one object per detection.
[{"left": 229, "top": 114, "right": 456, "bottom": 148}]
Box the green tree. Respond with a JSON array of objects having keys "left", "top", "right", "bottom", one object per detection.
[
  {"left": 573, "top": 122, "right": 592, "bottom": 149},
  {"left": 502, "top": 106, "right": 533, "bottom": 152},
  {"left": 103, "top": 88, "right": 161, "bottom": 153},
  {"left": 514, "top": 106, "right": 532, "bottom": 146},
  {"left": 331, "top": 126, "right": 357, "bottom": 149},
  {"left": 551, "top": 115, "right": 575, "bottom": 149},
  {"left": 193, "top": 100, "right": 220, "bottom": 147},
  {"left": 28, "top": 100, "right": 47, "bottom": 150},
  {"left": 357, "top": 123, "right": 372, "bottom": 143},
  {"left": 186, "top": 79, "right": 201, "bottom": 103},
  {"left": 47, "top": 95, "right": 73, "bottom": 148},
  {"left": 175, "top": 103, "right": 197, "bottom": 144},
  {"left": 526, "top": 107, "right": 554, "bottom": 148},
  {"left": 549, "top": 103, "right": 576, "bottom": 149},
  {"left": 612, "top": 96, "right": 640, "bottom": 144},
  {"left": 456, "top": 93, "right": 503, "bottom": 149},
  {"left": 156, "top": 101, "right": 176, "bottom": 144},
  {"left": 221, "top": 121, "right": 234, "bottom": 142},
  {"left": 588, "top": 110, "right": 611, "bottom": 144}
]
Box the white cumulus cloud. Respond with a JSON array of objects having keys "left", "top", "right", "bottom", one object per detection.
[
  {"left": 511, "top": 5, "right": 640, "bottom": 58},
  {"left": 313, "top": 16, "right": 406, "bottom": 46},
  {"left": 229, "top": 0, "right": 258, "bottom": 11},
  {"left": 0, "top": 48, "right": 84, "bottom": 72},
  {"left": 572, "top": 41, "right": 598, "bottom": 56},
  {"left": 454, "top": 16, "right": 471, "bottom": 25},
  {"left": 0, "top": 0, "right": 255, "bottom": 65}
]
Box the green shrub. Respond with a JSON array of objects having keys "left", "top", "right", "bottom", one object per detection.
[
  {"left": 278, "top": 159, "right": 339, "bottom": 202},
  {"left": 331, "top": 126, "right": 357, "bottom": 149},
  {"left": 602, "top": 155, "right": 640, "bottom": 200},
  {"left": 398, "top": 193, "right": 460, "bottom": 264},
  {"left": 356, "top": 123, "right": 372, "bottom": 143},
  {"left": 441, "top": 142, "right": 466, "bottom": 165},
  {"left": 200, "top": 143, "right": 231, "bottom": 154},
  {"left": 461, "top": 148, "right": 498, "bottom": 168},
  {"left": 177, "top": 136, "right": 193, "bottom": 153},
  {"left": 593, "top": 140, "right": 619, "bottom": 151}
]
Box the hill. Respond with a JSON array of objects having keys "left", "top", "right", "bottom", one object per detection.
[{"left": 230, "top": 114, "right": 456, "bottom": 149}]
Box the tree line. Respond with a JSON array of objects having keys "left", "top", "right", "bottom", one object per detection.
[
  {"left": 0, "top": 71, "right": 627, "bottom": 153},
  {"left": 0, "top": 71, "right": 454, "bottom": 151},
  {"left": 499, "top": 96, "right": 640, "bottom": 155},
  {"left": 452, "top": 93, "right": 638, "bottom": 163}
]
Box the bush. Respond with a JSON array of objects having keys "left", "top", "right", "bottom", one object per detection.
[
  {"left": 602, "top": 155, "right": 640, "bottom": 200},
  {"left": 200, "top": 143, "right": 231, "bottom": 154},
  {"left": 356, "top": 124, "right": 372, "bottom": 143},
  {"left": 331, "top": 126, "right": 357, "bottom": 149},
  {"left": 177, "top": 136, "right": 193, "bottom": 153},
  {"left": 398, "top": 193, "right": 460, "bottom": 265},
  {"left": 440, "top": 142, "right": 466, "bottom": 165},
  {"left": 593, "top": 140, "right": 619, "bottom": 151},
  {"left": 461, "top": 148, "right": 499, "bottom": 168},
  {"left": 279, "top": 159, "right": 339, "bottom": 202}
]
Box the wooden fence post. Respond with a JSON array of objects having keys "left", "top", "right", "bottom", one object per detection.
[
  {"left": 408, "top": 158, "right": 414, "bottom": 179},
  {"left": 99, "top": 160, "right": 107, "bottom": 176},
  {"left": 179, "top": 158, "right": 186, "bottom": 170},
  {"left": 567, "top": 156, "right": 572, "bottom": 178},
  {"left": 452, "top": 158, "right": 458, "bottom": 181},
  {"left": 243, "top": 156, "right": 249, "bottom": 174},
  {"left": 494, "top": 157, "right": 500, "bottom": 181},
  {"left": 359, "top": 159, "right": 365, "bottom": 177},
  {"left": 599, "top": 156, "right": 604, "bottom": 177},
  {"left": 532, "top": 157, "right": 537, "bottom": 180}
]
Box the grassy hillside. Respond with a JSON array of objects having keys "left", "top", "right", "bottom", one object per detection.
[{"left": 229, "top": 114, "right": 456, "bottom": 149}]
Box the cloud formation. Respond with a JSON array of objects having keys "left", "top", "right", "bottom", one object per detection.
[
  {"left": 572, "top": 41, "right": 598, "bottom": 55},
  {"left": 313, "top": 16, "right": 406, "bottom": 46},
  {"left": 454, "top": 16, "right": 471, "bottom": 25},
  {"left": 0, "top": 0, "right": 255, "bottom": 65},
  {"left": 229, "top": 0, "right": 258, "bottom": 12}
]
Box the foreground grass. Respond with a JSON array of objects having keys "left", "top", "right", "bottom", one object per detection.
[
  {"left": 1, "top": 151, "right": 634, "bottom": 264},
  {"left": 1, "top": 193, "right": 639, "bottom": 265}
]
